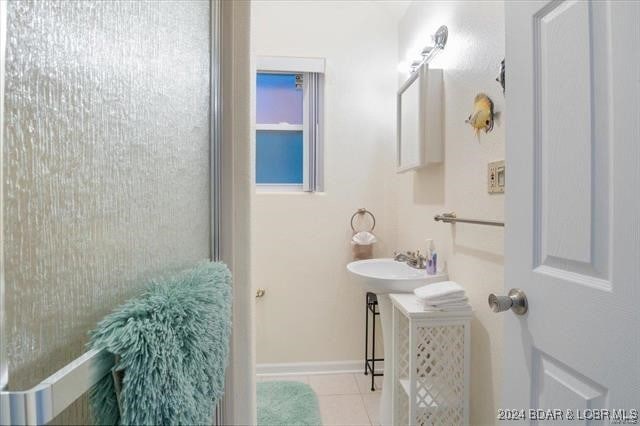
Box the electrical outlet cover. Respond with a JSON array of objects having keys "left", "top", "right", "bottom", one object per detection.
[{"left": 488, "top": 160, "right": 505, "bottom": 194}]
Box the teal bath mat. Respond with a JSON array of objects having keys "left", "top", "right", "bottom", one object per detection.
[{"left": 257, "top": 381, "right": 322, "bottom": 426}]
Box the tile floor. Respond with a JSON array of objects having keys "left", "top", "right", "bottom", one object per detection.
[{"left": 258, "top": 373, "right": 383, "bottom": 426}]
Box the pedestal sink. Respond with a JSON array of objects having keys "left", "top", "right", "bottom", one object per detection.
[{"left": 347, "top": 258, "right": 448, "bottom": 426}]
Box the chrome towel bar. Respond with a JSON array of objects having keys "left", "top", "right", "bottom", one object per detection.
[
  {"left": 434, "top": 212, "right": 504, "bottom": 227},
  {"left": 0, "top": 349, "right": 114, "bottom": 426}
]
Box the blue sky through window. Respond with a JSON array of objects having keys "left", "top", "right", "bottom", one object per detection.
[
  {"left": 256, "top": 73, "right": 303, "bottom": 125},
  {"left": 256, "top": 73, "right": 304, "bottom": 185},
  {"left": 256, "top": 130, "right": 303, "bottom": 184}
]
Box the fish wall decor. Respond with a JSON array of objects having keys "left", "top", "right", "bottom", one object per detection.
[{"left": 465, "top": 93, "right": 495, "bottom": 137}]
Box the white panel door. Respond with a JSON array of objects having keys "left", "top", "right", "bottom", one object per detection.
[{"left": 504, "top": 0, "right": 639, "bottom": 423}]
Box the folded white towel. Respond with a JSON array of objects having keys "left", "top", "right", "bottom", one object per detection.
[
  {"left": 423, "top": 303, "right": 471, "bottom": 312},
  {"left": 427, "top": 292, "right": 465, "bottom": 301},
  {"left": 417, "top": 290, "right": 466, "bottom": 301},
  {"left": 414, "top": 281, "right": 465, "bottom": 301},
  {"left": 423, "top": 296, "right": 469, "bottom": 307}
]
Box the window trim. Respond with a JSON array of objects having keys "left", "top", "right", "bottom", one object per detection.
[
  {"left": 257, "top": 56, "right": 325, "bottom": 74},
  {"left": 302, "top": 72, "right": 323, "bottom": 192},
  {"left": 256, "top": 56, "right": 324, "bottom": 193},
  {"left": 256, "top": 123, "right": 303, "bottom": 132}
]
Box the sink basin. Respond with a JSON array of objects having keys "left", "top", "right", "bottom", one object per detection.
[
  {"left": 347, "top": 258, "right": 448, "bottom": 293},
  {"left": 347, "top": 258, "right": 448, "bottom": 426}
]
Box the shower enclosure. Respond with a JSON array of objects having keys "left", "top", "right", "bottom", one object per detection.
[{"left": 0, "top": 1, "right": 242, "bottom": 423}]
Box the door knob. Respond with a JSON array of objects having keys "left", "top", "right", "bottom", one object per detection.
[
  {"left": 255, "top": 288, "right": 266, "bottom": 298},
  {"left": 488, "top": 288, "right": 528, "bottom": 315}
]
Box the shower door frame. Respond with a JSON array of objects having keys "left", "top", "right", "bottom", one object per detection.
[
  {"left": 210, "top": 0, "right": 225, "bottom": 423},
  {"left": 0, "top": 0, "right": 8, "bottom": 394},
  {"left": 214, "top": 1, "right": 255, "bottom": 424}
]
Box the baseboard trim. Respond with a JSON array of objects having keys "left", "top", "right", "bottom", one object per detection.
[{"left": 256, "top": 360, "right": 384, "bottom": 376}]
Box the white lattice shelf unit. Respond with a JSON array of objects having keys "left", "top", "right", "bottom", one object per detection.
[{"left": 390, "top": 293, "right": 471, "bottom": 426}]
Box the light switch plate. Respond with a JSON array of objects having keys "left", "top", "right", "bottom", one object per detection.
[{"left": 488, "top": 160, "right": 505, "bottom": 194}]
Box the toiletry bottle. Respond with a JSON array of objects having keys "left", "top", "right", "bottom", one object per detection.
[{"left": 426, "top": 239, "right": 437, "bottom": 275}]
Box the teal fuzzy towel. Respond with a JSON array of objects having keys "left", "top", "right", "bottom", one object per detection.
[{"left": 88, "top": 261, "right": 232, "bottom": 426}]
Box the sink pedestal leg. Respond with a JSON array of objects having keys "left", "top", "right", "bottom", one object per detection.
[{"left": 376, "top": 294, "right": 393, "bottom": 426}]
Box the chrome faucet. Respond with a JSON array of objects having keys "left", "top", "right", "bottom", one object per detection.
[
  {"left": 393, "top": 250, "right": 427, "bottom": 269},
  {"left": 407, "top": 251, "right": 428, "bottom": 269},
  {"left": 393, "top": 251, "right": 411, "bottom": 262}
]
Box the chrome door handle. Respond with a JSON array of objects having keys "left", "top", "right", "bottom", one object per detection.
[{"left": 488, "top": 288, "right": 528, "bottom": 315}]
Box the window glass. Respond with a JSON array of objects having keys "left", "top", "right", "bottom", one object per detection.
[
  {"left": 256, "top": 130, "right": 303, "bottom": 184},
  {"left": 256, "top": 73, "right": 303, "bottom": 125}
]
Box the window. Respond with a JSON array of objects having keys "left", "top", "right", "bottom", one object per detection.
[{"left": 256, "top": 57, "right": 324, "bottom": 192}]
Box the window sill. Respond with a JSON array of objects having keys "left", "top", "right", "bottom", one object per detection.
[
  {"left": 255, "top": 184, "right": 325, "bottom": 195},
  {"left": 256, "top": 184, "right": 303, "bottom": 193},
  {"left": 256, "top": 124, "right": 303, "bottom": 132}
]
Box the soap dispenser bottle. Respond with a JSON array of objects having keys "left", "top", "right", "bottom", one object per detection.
[{"left": 425, "top": 239, "right": 437, "bottom": 275}]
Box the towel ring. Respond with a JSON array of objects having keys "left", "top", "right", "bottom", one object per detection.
[{"left": 351, "top": 208, "right": 376, "bottom": 232}]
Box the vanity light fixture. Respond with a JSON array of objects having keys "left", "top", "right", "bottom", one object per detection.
[
  {"left": 421, "top": 46, "right": 434, "bottom": 56},
  {"left": 433, "top": 24, "right": 448, "bottom": 49},
  {"left": 408, "top": 25, "right": 449, "bottom": 73}
]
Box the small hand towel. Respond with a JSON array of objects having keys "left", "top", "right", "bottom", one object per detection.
[
  {"left": 352, "top": 231, "right": 377, "bottom": 245},
  {"left": 414, "top": 281, "right": 465, "bottom": 301}
]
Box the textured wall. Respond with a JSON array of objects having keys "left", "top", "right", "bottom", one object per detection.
[
  {"left": 3, "top": 0, "right": 211, "bottom": 421},
  {"left": 390, "top": 2, "right": 506, "bottom": 424}
]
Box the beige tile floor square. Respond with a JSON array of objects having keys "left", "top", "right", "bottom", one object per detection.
[
  {"left": 361, "top": 392, "right": 382, "bottom": 426},
  {"left": 257, "top": 373, "right": 382, "bottom": 426},
  {"left": 354, "top": 372, "right": 383, "bottom": 394},
  {"left": 317, "top": 394, "right": 371, "bottom": 426},
  {"left": 308, "top": 373, "right": 360, "bottom": 396}
]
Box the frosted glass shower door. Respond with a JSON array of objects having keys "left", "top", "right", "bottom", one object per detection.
[{"left": 1, "top": 1, "right": 215, "bottom": 423}]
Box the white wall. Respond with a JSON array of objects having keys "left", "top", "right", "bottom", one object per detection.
[
  {"left": 251, "top": 1, "right": 505, "bottom": 423},
  {"left": 390, "top": 2, "right": 505, "bottom": 424},
  {"left": 251, "top": 1, "right": 398, "bottom": 366}
]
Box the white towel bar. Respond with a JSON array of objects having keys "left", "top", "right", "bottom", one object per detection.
[{"left": 0, "top": 349, "right": 114, "bottom": 426}]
